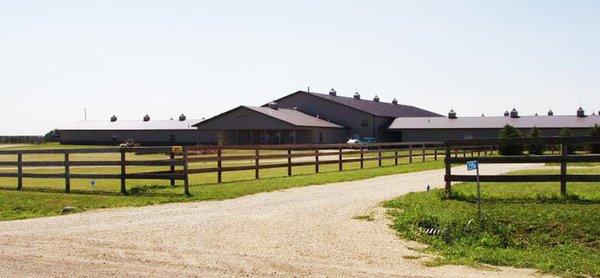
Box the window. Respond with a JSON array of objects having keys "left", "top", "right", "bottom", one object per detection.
[
  {"left": 360, "top": 119, "right": 369, "bottom": 127},
  {"left": 319, "top": 133, "right": 323, "bottom": 142}
]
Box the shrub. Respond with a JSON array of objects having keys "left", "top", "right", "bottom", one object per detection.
[
  {"left": 559, "top": 128, "right": 576, "bottom": 154},
  {"left": 527, "top": 126, "right": 545, "bottom": 155},
  {"left": 499, "top": 125, "right": 524, "bottom": 155}
]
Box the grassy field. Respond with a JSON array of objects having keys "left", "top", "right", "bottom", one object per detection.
[
  {"left": 385, "top": 166, "right": 600, "bottom": 277},
  {"left": 0, "top": 143, "right": 444, "bottom": 221}
]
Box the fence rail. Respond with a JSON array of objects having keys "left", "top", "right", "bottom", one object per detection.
[
  {"left": 444, "top": 136, "right": 600, "bottom": 197},
  {"left": 0, "top": 141, "right": 498, "bottom": 196},
  {"left": 0, "top": 146, "right": 189, "bottom": 195},
  {"left": 182, "top": 142, "right": 494, "bottom": 184}
]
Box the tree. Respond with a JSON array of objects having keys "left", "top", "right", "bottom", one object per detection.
[
  {"left": 559, "top": 128, "right": 576, "bottom": 154},
  {"left": 527, "top": 126, "right": 545, "bottom": 155},
  {"left": 589, "top": 124, "right": 600, "bottom": 154},
  {"left": 498, "top": 125, "right": 524, "bottom": 155}
]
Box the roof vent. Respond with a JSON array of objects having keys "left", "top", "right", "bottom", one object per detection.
[
  {"left": 143, "top": 114, "right": 150, "bottom": 122},
  {"left": 504, "top": 110, "right": 510, "bottom": 117},
  {"left": 547, "top": 109, "right": 554, "bottom": 116},
  {"left": 391, "top": 98, "right": 398, "bottom": 105},
  {"left": 179, "top": 114, "right": 186, "bottom": 121},
  {"left": 448, "top": 109, "right": 457, "bottom": 119},
  {"left": 373, "top": 95, "right": 380, "bottom": 102},
  {"left": 354, "top": 92, "right": 361, "bottom": 100},
  {"left": 329, "top": 88, "right": 337, "bottom": 96},
  {"left": 110, "top": 115, "right": 117, "bottom": 122},
  {"left": 267, "top": 101, "right": 279, "bottom": 110},
  {"left": 577, "top": 107, "right": 586, "bottom": 117},
  {"left": 510, "top": 108, "right": 519, "bottom": 118}
]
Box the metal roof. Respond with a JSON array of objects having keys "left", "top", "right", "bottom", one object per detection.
[
  {"left": 274, "top": 91, "right": 442, "bottom": 118},
  {"left": 58, "top": 119, "right": 203, "bottom": 131},
  {"left": 193, "top": 106, "right": 344, "bottom": 129},
  {"left": 244, "top": 106, "right": 344, "bottom": 128},
  {"left": 389, "top": 115, "right": 600, "bottom": 130}
]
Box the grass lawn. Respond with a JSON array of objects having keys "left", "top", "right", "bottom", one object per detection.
[
  {"left": 385, "top": 166, "right": 600, "bottom": 277},
  {"left": 0, "top": 143, "right": 445, "bottom": 221}
]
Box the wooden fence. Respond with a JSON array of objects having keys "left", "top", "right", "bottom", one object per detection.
[
  {"left": 0, "top": 147, "right": 189, "bottom": 195},
  {"left": 177, "top": 142, "right": 494, "bottom": 184},
  {"left": 444, "top": 136, "right": 600, "bottom": 197},
  {"left": 0, "top": 141, "right": 496, "bottom": 196}
]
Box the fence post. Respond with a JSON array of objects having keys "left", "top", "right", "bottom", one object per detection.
[
  {"left": 183, "top": 148, "right": 190, "bottom": 196},
  {"left": 170, "top": 151, "right": 176, "bottom": 187},
  {"left": 454, "top": 148, "right": 458, "bottom": 158},
  {"left": 64, "top": 152, "right": 70, "bottom": 193},
  {"left": 484, "top": 148, "right": 487, "bottom": 156},
  {"left": 445, "top": 144, "right": 452, "bottom": 198},
  {"left": 394, "top": 149, "right": 398, "bottom": 165},
  {"left": 17, "top": 153, "right": 23, "bottom": 190},
  {"left": 409, "top": 144, "right": 413, "bottom": 163},
  {"left": 338, "top": 147, "right": 343, "bottom": 171},
  {"left": 378, "top": 146, "right": 382, "bottom": 167},
  {"left": 422, "top": 143, "right": 426, "bottom": 162},
  {"left": 287, "top": 149, "right": 292, "bottom": 176},
  {"left": 463, "top": 148, "right": 467, "bottom": 158},
  {"left": 360, "top": 147, "right": 364, "bottom": 169},
  {"left": 217, "top": 149, "right": 222, "bottom": 183},
  {"left": 255, "top": 148, "right": 260, "bottom": 179},
  {"left": 434, "top": 147, "right": 438, "bottom": 161},
  {"left": 120, "top": 150, "right": 127, "bottom": 194},
  {"left": 560, "top": 140, "right": 567, "bottom": 196},
  {"left": 315, "top": 148, "right": 319, "bottom": 173}
]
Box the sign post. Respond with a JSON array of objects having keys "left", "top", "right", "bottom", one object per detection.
[{"left": 467, "top": 160, "right": 482, "bottom": 224}]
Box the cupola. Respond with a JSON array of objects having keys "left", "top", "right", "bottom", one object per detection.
[{"left": 448, "top": 109, "right": 457, "bottom": 119}]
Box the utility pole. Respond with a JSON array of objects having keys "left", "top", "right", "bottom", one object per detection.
[{"left": 84, "top": 108, "right": 87, "bottom": 121}]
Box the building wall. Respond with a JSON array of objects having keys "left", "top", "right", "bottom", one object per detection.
[
  {"left": 60, "top": 129, "right": 212, "bottom": 145},
  {"left": 274, "top": 93, "right": 388, "bottom": 141},
  {"left": 397, "top": 128, "right": 594, "bottom": 142}
]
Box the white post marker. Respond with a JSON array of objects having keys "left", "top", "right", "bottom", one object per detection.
[{"left": 466, "top": 160, "right": 482, "bottom": 223}]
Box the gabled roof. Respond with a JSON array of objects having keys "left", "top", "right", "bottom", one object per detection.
[
  {"left": 193, "top": 106, "right": 344, "bottom": 129},
  {"left": 272, "top": 91, "right": 442, "bottom": 118},
  {"left": 59, "top": 119, "right": 202, "bottom": 131},
  {"left": 244, "top": 106, "right": 344, "bottom": 128},
  {"left": 388, "top": 115, "right": 600, "bottom": 130}
]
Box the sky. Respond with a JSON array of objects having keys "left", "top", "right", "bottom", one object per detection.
[{"left": 1, "top": 0, "right": 598, "bottom": 135}]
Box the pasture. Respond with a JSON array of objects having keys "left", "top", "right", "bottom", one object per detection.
[{"left": 385, "top": 165, "right": 600, "bottom": 276}]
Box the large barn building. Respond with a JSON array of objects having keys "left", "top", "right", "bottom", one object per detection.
[
  {"left": 56, "top": 89, "right": 598, "bottom": 146},
  {"left": 194, "top": 90, "right": 442, "bottom": 145},
  {"left": 58, "top": 114, "right": 210, "bottom": 145},
  {"left": 388, "top": 108, "right": 600, "bottom": 142}
]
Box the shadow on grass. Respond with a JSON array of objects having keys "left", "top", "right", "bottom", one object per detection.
[
  {"left": 0, "top": 185, "right": 185, "bottom": 198},
  {"left": 452, "top": 192, "right": 600, "bottom": 204}
]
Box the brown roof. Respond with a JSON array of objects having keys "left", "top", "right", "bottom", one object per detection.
[
  {"left": 193, "top": 106, "right": 344, "bottom": 129},
  {"left": 244, "top": 106, "right": 344, "bottom": 128},
  {"left": 389, "top": 115, "right": 600, "bottom": 130},
  {"left": 273, "top": 91, "right": 442, "bottom": 118}
]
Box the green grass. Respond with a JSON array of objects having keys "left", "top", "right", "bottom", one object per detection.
[
  {"left": 384, "top": 166, "right": 600, "bottom": 277},
  {"left": 0, "top": 144, "right": 444, "bottom": 221}
]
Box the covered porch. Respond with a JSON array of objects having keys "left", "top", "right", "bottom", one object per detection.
[{"left": 214, "top": 129, "right": 315, "bottom": 145}]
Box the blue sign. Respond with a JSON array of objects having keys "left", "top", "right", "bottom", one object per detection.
[{"left": 466, "top": 160, "right": 478, "bottom": 171}]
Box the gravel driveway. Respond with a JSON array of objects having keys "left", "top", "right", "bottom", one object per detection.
[{"left": 0, "top": 163, "right": 545, "bottom": 277}]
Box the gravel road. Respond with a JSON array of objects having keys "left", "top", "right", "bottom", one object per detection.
[{"left": 0, "top": 163, "right": 547, "bottom": 277}]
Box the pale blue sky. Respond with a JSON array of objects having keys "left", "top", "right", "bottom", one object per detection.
[{"left": 1, "top": 0, "right": 598, "bottom": 135}]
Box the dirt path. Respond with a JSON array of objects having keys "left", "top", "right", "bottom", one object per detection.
[{"left": 0, "top": 164, "right": 547, "bottom": 277}]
